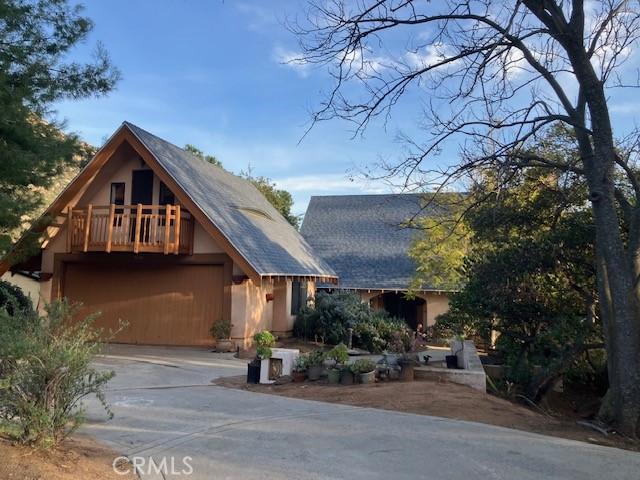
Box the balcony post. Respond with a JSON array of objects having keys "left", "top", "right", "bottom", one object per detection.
[
  {"left": 106, "top": 204, "right": 115, "bottom": 253},
  {"left": 134, "top": 204, "right": 142, "bottom": 254},
  {"left": 173, "top": 205, "right": 181, "bottom": 255},
  {"left": 66, "top": 207, "right": 73, "bottom": 253},
  {"left": 83, "top": 204, "right": 92, "bottom": 252},
  {"left": 163, "top": 204, "right": 171, "bottom": 254}
]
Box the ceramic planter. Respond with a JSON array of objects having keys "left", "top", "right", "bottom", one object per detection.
[
  {"left": 327, "top": 368, "right": 341, "bottom": 384},
  {"left": 215, "top": 339, "right": 233, "bottom": 353},
  {"left": 340, "top": 370, "right": 354, "bottom": 385},
  {"left": 307, "top": 365, "right": 323, "bottom": 381},
  {"left": 359, "top": 370, "right": 376, "bottom": 384}
]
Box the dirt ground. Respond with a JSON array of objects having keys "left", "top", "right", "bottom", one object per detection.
[
  {"left": 0, "top": 435, "right": 136, "bottom": 480},
  {"left": 215, "top": 375, "right": 639, "bottom": 452}
]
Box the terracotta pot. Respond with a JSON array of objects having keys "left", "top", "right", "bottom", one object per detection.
[
  {"left": 308, "top": 365, "right": 323, "bottom": 381},
  {"left": 292, "top": 371, "right": 306, "bottom": 383},
  {"left": 215, "top": 339, "right": 233, "bottom": 353},
  {"left": 359, "top": 370, "right": 376, "bottom": 384},
  {"left": 327, "top": 368, "right": 341, "bottom": 384},
  {"left": 399, "top": 363, "right": 415, "bottom": 382}
]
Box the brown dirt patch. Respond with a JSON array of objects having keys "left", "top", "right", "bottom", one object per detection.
[
  {"left": 0, "top": 435, "right": 136, "bottom": 480},
  {"left": 215, "top": 375, "right": 638, "bottom": 452}
]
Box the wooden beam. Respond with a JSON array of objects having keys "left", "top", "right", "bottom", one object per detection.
[
  {"left": 133, "top": 204, "right": 142, "bottom": 254},
  {"left": 66, "top": 208, "right": 72, "bottom": 253},
  {"left": 163, "top": 204, "right": 171, "bottom": 254},
  {"left": 106, "top": 204, "right": 115, "bottom": 253},
  {"left": 83, "top": 204, "right": 92, "bottom": 252},
  {"left": 174, "top": 205, "right": 181, "bottom": 255}
]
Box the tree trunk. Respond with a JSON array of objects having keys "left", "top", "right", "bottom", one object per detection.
[{"left": 584, "top": 156, "right": 640, "bottom": 438}]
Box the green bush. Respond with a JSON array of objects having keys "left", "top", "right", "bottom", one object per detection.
[
  {"left": 254, "top": 330, "right": 275, "bottom": 359},
  {"left": 294, "top": 291, "right": 413, "bottom": 353},
  {"left": 327, "top": 343, "right": 349, "bottom": 365},
  {"left": 210, "top": 319, "right": 232, "bottom": 339},
  {"left": 0, "top": 299, "right": 115, "bottom": 448},
  {"left": 0, "top": 280, "right": 34, "bottom": 316},
  {"left": 306, "top": 349, "right": 326, "bottom": 367},
  {"left": 350, "top": 359, "right": 376, "bottom": 375}
]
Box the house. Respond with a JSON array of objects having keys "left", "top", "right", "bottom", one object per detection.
[
  {"left": 300, "top": 194, "right": 452, "bottom": 330},
  {"left": 0, "top": 122, "right": 337, "bottom": 348}
]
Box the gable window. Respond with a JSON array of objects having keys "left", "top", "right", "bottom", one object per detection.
[
  {"left": 158, "top": 181, "right": 175, "bottom": 206},
  {"left": 110, "top": 182, "right": 125, "bottom": 213},
  {"left": 291, "top": 280, "right": 308, "bottom": 315}
]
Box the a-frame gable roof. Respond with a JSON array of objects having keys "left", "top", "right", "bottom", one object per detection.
[
  {"left": 123, "top": 122, "right": 336, "bottom": 281},
  {"left": 1, "top": 122, "right": 337, "bottom": 282}
]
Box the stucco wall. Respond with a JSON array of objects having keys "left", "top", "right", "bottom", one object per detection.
[
  {"left": 231, "top": 276, "right": 274, "bottom": 349},
  {"left": 1, "top": 272, "right": 39, "bottom": 307}
]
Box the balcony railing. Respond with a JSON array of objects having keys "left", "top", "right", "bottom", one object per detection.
[{"left": 67, "top": 204, "right": 193, "bottom": 255}]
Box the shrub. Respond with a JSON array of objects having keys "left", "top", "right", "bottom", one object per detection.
[
  {"left": 327, "top": 343, "right": 349, "bottom": 365},
  {"left": 0, "top": 280, "right": 34, "bottom": 316},
  {"left": 293, "top": 354, "right": 308, "bottom": 372},
  {"left": 294, "top": 290, "right": 413, "bottom": 353},
  {"left": 350, "top": 359, "right": 376, "bottom": 375},
  {"left": 210, "top": 319, "right": 232, "bottom": 339},
  {"left": 254, "top": 330, "right": 275, "bottom": 359},
  {"left": 306, "top": 349, "right": 326, "bottom": 367},
  {"left": 0, "top": 299, "right": 115, "bottom": 448}
]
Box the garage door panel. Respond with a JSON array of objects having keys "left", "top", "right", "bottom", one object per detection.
[{"left": 63, "top": 263, "right": 223, "bottom": 346}]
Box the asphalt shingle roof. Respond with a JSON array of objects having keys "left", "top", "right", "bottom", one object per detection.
[
  {"left": 300, "top": 194, "right": 433, "bottom": 291},
  {"left": 124, "top": 122, "right": 336, "bottom": 279}
]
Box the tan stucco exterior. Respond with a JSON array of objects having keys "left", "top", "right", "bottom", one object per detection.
[{"left": 32, "top": 139, "right": 305, "bottom": 348}]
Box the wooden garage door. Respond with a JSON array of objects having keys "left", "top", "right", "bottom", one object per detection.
[{"left": 63, "top": 263, "right": 224, "bottom": 346}]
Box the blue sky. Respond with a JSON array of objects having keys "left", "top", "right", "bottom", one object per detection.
[{"left": 55, "top": 1, "right": 640, "bottom": 216}]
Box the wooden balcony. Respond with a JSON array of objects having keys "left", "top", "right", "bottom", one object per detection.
[{"left": 67, "top": 204, "right": 193, "bottom": 255}]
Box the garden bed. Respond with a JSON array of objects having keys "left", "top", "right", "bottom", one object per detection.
[
  {"left": 0, "top": 435, "right": 136, "bottom": 480},
  {"left": 214, "top": 375, "right": 638, "bottom": 452}
]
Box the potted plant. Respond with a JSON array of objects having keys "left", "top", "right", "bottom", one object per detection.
[
  {"left": 326, "top": 343, "right": 349, "bottom": 384},
  {"left": 306, "top": 349, "right": 326, "bottom": 381},
  {"left": 247, "top": 330, "right": 275, "bottom": 384},
  {"left": 292, "top": 355, "right": 307, "bottom": 383},
  {"left": 351, "top": 359, "right": 376, "bottom": 384},
  {"left": 389, "top": 329, "right": 417, "bottom": 382},
  {"left": 339, "top": 365, "right": 354, "bottom": 385},
  {"left": 210, "top": 319, "right": 234, "bottom": 352}
]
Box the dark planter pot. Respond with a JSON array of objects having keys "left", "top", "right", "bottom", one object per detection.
[
  {"left": 328, "top": 368, "right": 341, "bottom": 384},
  {"left": 445, "top": 355, "right": 459, "bottom": 369},
  {"left": 340, "top": 370, "right": 354, "bottom": 385},
  {"left": 292, "top": 371, "right": 306, "bottom": 383},
  {"left": 308, "top": 365, "right": 323, "bottom": 381},
  {"left": 247, "top": 362, "right": 261, "bottom": 384},
  {"left": 399, "top": 363, "right": 414, "bottom": 382}
]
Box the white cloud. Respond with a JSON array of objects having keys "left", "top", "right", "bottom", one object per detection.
[{"left": 273, "top": 46, "right": 311, "bottom": 78}]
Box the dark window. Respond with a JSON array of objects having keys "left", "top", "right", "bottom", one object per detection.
[
  {"left": 110, "top": 182, "right": 125, "bottom": 213},
  {"left": 158, "top": 181, "right": 175, "bottom": 205},
  {"left": 291, "top": 280, "right": 308, "bottom": 315}
]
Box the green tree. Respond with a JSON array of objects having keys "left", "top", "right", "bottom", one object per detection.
[
  {"left": 184, "top": 144, "right": 222, "bottom": 167},
  {"left": 0, "top": 0, "right": 119, "bottom": 256},
  {"left": 184, "top": 145, "right": 300, "bottom": 228},
  {"left": 419, "top": 128, "right": 602, "bottom": 401}
]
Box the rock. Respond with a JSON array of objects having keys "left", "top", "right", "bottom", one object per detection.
[{"left": 275, "top": 375, "right": 293, "bottom": 385}]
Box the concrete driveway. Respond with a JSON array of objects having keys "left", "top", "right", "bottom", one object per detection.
[{"left": 83, "top": 345, "right": 640, "bottom": 480}]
